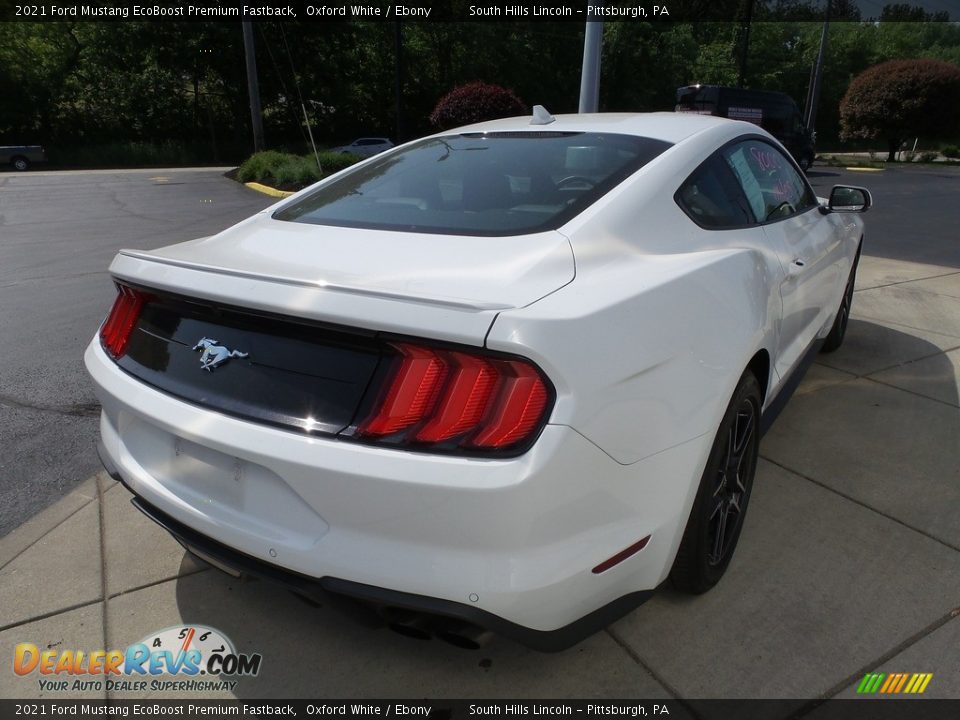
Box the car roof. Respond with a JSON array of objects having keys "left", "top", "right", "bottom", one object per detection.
[{"left": 449, "top": 112, "right": 744, "bottom": 145}]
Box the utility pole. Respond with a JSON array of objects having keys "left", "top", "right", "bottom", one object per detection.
[
  {"left": 579, "top": 1, "right": 604, "bottom": 113},
  {"left": 242, "top": 21, "right": 265, "bottom": 152},
  {"left": 394, "top": 20, "right": 405, "bottom": 143},
  {"left": 805, "top": 0, "right": 832, "bottom": 134},
  {"left": 737, "top": 0, "right": 755, "bottom": 88}
]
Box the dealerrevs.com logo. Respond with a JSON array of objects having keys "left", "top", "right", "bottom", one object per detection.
[{"left": 13, "top": 625, "right": 262, "bottom": 693}]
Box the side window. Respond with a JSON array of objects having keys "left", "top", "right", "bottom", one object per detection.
[
  {"left": 676, "top": 155, "right": 753, "bottom": 229},
  {"left": 722, "top": 139, "right": 817, "bottom": 222}
]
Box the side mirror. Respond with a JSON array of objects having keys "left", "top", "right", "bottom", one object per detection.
[{"left": 828, "top": 185, "right": 872, "bottom": 213}]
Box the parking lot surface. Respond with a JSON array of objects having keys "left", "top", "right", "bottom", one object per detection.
[{"left": 1, "top": 165, "right": 958, "bottom": 703}]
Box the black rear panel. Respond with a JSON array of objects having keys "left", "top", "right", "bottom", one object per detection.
[{"left": 117, "top": 292, "right": 384, "bottom": 435}]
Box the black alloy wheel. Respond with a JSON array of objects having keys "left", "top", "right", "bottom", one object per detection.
[
  {"left": 706, "top": 399, "right": 757, "bottom": 566},
  {"left": 821, "top": 247, "right": 861, "bottom": 353},
  {"left": 671, "top": 370, "right": 761, "bottom": 594}
]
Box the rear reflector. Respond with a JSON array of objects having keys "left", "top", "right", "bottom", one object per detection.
[
  {"left": 358, "top": 342, "right": 551, "bottom": 452},
  {"left": 592, "top": 535, "right": 651, "bottom": 574},
  {"left": 100, "top": 285, "right": 150, "bottom": 358}
]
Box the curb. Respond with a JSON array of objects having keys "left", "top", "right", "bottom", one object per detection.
[
  {"left": 846, "top": 167, "right": 884, "bottom": 172},
  {"left": 0, "top": 473, "right": 102, "bottom": 569},
  {"left": 244, "top": 182, "right": 294, "bottom": 198}
]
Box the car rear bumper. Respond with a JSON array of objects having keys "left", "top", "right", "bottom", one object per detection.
[{"left": 86, "top": 338, "right": 712, "bottom": 648}]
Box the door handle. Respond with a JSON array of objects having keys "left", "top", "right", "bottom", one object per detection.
[{"left": 787, "top": 259, "right": 806, "bottom": 276}]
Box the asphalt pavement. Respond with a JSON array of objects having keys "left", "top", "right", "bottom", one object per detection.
[
  {"left": 0, "top": 168, "right": 273, "bottom": 536},
  {"left": 0, "top": 162, "right": 959, "bottom": 703}
]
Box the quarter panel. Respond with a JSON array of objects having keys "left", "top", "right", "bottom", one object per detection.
[{"left": 487, "top": 247, "right": 776, "bottom": 465}]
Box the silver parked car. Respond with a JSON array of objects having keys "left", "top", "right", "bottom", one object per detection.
[{"left": 330, "top": 137, "right": 394, "bottom": 158}]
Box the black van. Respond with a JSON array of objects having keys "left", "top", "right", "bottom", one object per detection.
[{"left": 675, "top": 85, "right": 816, "bottom": 171}]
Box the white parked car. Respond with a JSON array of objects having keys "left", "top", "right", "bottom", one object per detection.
[
  {"left": 86, "top": 112, "right": 870, "bottom": 651},
  {"left": 330, "top": 137, "right": 394, "bottom": 158}
]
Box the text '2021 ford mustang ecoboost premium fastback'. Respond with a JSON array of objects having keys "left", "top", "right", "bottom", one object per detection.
[{"left": 86, "top": 111, "right": 871, "bottom": 651}]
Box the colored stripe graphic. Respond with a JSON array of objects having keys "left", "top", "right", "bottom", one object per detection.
[{"left": 856, "top": 672, "right": 932, "bottom": 694}]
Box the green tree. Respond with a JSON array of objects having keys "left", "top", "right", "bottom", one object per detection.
[{"left": 840, "top": 58, "right": 960, "bottom": 160}]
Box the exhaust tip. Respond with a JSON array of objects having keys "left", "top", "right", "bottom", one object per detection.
[
  {"left": 434, "top": 620, "right": 493, "bottom": 650},
  {"left": 381, "top": 607, "right": 433, "bottom": 641}
]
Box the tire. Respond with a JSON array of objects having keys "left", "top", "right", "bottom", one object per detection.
[
  {"left": 670, "top": 370, "right": 761, "bottom": 594},
  {"left": 820, "top": 247, "right": 860, "bottom": 354},
  {"left": 798, "top": 154, "right": 813, "bottom": 173},
  {"left": 12, "top": 156, "right": 30, "bottom": 171}
]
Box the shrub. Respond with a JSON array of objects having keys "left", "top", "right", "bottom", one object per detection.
[
  {"left": 840, "top": 59, "right": 960, "bottom": 161},
  {"left": 942, "top": 145, "right": 960, "bottom": 159},
  {"left": 237, "top": 150, "right": 361, "bottom": 189},
  {"left": 429, "top": 81, "right": 526, "bottom": 129},
  {"left": 316, "top": 150, "right": 362, "bottom": 175},
  {"left": 918, "top": 151, "right": 938, "bottom": 163}
]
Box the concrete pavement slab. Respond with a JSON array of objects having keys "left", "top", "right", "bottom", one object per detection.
[
  {"left": 106, "top": 571, "right": 670, "bottom": 699},
  {"left": 101, "top": 483, "right": 204, "bottom": 597},
  {"left": 608, "top": 460, "right": 960, "bottom": 699},
  {"left": 761, "top": 378, "right": 960, "bottom": 548},
  {"left": 870, "top": 348, "right": 960, "bottom": 407},
  {"left": 854, "top": 257, "right": 959, "bottom": 292},
  {"left": 899, "top": 271, "right": 960, "bottom": 301},
  {"left": 797, "top": 364, "right": 856, "bottom": 397},
  {"left": 816, "top": 317, "right": 960, "bottom": 377},
  {"left": 0, "top": 474, "right": 98, "bottom": 569},
  {"left": 0, "top": 602, "right": 106, "bottom": 699},
  {"left": 852, "top": 285, "right": 960, "bottom": 339},
  {"left": 831, "top": 614, "right": 960, "bottom": 699},
  {"left": 0, "top": 501, "right": 102, "bottom": 629}
]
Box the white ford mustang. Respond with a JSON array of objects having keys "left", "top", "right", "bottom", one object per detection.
[{"left": 86, "top": 111, "right": 870, "bottom": 651}]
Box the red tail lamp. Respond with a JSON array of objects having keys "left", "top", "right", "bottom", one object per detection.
[
  {"left": 358, "top": 342, "right": 551, "bottom": 451},
  {"left": 100, "top": 285, "right": 151, "bottom": 358}
]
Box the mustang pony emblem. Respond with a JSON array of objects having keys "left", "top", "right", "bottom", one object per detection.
[{"left": 192, "top": 337, "right": 249, "bottom": 371}]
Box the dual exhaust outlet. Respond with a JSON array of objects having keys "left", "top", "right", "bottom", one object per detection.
[{"left": 379, "top": 607, "right": 493, "bottom": 649}]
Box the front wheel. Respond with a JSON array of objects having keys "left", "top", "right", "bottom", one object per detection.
[
  {"left": 820, "top": 248, "right": 860, "bottom": 354},
  {"left": 670, "top": 370, "right": 761, "bottom": 594},
  {"left": 12, "top": 156, "right": 30, "bottom": 171}
]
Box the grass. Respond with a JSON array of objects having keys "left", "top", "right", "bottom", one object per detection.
[
  {"left": 820, "top": 154, "right": 886, "bottom": 169},
  {"left": 236, "top": 150, "right": 361, "bottom": 190}
]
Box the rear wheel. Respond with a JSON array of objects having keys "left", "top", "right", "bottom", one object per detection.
[
  {"left": 820, "top": 248, "right": 860, "bottom": 354},
  {"left": 671, "top": 371, "right": 761, "bottom": 594},
  {"left": 12, "top": 156, "right": 29, "bottom": 171}
]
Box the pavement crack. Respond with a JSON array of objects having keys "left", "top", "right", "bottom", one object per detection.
[
  {"left": 760, "top": 455, "right": 960, "bottom": 554},
  {"left": 855, "top": 268, "right": 960, "bottom": 293},
  {"left": 0, "top": 393, "right": 100, "bottom": 418},
  {"left": 0, "top": 598, "right": 104, "bottom": 634},
  {"left": 791, "top": 608, "right": 960, "bottom": 717},
  {"left": 107, "top": 566, "right": 211, "bottom": 601},
  {"left": 0, "top": 496, "right": 98, "bottom": 572},
  {"left": 604, "top": 627, "right": 699, "bottom": 716},
  {"left": 98, "top": 476, "right": 110, "bottom": 652},
  {"left": 864, "top": 375, "right": 960, "bottom": 409}
]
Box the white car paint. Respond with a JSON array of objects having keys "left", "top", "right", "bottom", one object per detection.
[{"left": 86, "top": 112, "right": 865, "bottom": 648}]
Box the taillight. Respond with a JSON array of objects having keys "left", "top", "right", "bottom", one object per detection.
[
  {"left": 358, "top": 342, "right": 551, "bottom": 452},
  {"left": 100, "top": 285, "right": 150, "bottom": 358}
]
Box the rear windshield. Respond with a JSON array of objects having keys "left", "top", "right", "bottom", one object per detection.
[{"left": 273, "top": 132, "right": 672, "bottom": 236}]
